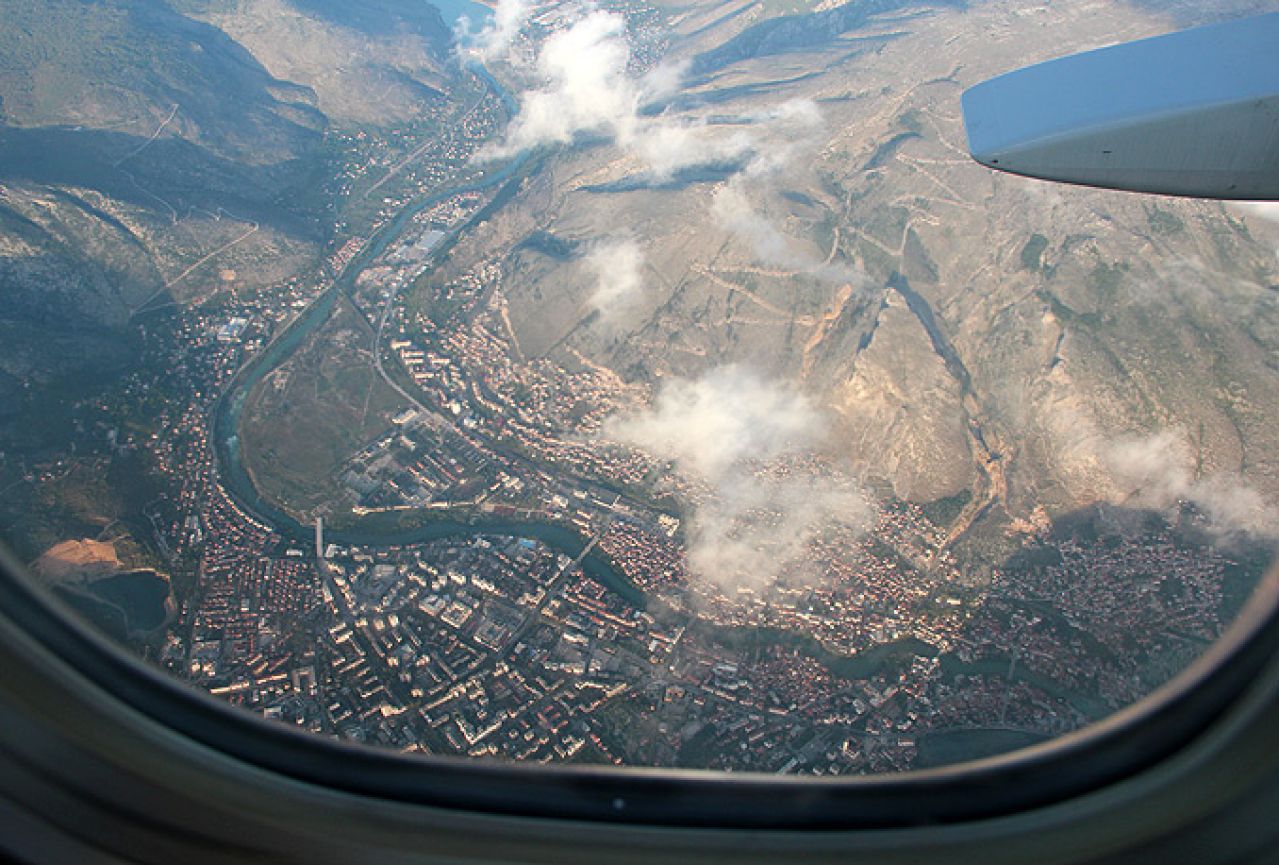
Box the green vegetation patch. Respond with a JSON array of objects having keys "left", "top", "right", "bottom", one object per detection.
[
  {"left": 1019, "top": 233, "right": 1049, "bottom": 272},
  {"left": 1146, "top": 206, "right": 1185, "bottom": 236},
  {"left": 1087, "top": 261, "right": 1127, "bottom": 306},
  {"left": 239, "top": 297, "right": 407, "bottom": 513},
  {"left": 920, "top": 488, "right": 973, "bottom": 528}
]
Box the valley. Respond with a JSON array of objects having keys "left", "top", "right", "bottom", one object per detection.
[{"left": 2, "top": 0, "right": 1277, "bottom": 773}]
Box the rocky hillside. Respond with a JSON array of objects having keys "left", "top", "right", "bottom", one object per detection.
[
  {"left": 447, "top": 0, "right": 1279, "bottom": 546},
  {"left": 177, "top": 0, "right": 455, "bottom": 124},
  {"left": 0, "top": 0, "right": 455, "bottom": 408}
]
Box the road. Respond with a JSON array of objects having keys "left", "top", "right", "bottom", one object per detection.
[
  {"left": 365, "top": 83, "right": 493, "bottom": 197},
  {"left": 370, "top": 278, "right": 435, "bottom": 416},
  {"left": 113, "top": 103, "right": 179, "bottom": 168}
]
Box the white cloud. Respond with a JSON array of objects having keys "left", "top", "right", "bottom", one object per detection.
[
  {"left": 711, "top": 181, "right": 858, "bottom": 283},
  {"left": 637, "top": 58, "right": 690, "bottom": 103},
  {"left": 602, "top": 366, "right": 874, "bottom": 590},
  {"left": 584, "top": 237, "right": 646, "bottom": 320},
  {"left": 741, "top": 99, "right": 825, "bottom": 178},
  {"left": 1234, "top": 202, "right": 1279, "bottom": 260},
  {"left": 1104, "top": 431, "right": 1278, "bottom": 539},
  {"left": 481, "top": 11, "right": 826, "bottom": 184},
  {"left": 1039, "top": 402, "right": 1277, "bottom": 543},
  {"left": 1235, "top": 201, "right": 1279, "bottom": 226},
  {"left": 457, "top": 0, "right": 530, "bottom": 62},
  {"left": 686, "top": 472, "right": 872, "bottom": 591},
  {"left": 482, "top": 11, "right": 637, "bottom": 156},
  {"left": 748, "top": 99, "right": 823, "bottom": 127},
  {"left": 604, "top": 365, "right": 819, "bottom": 478},
  {"left": 633, "top": 98, "right": 825, "bottom": 183},
  {"left": 712, "top": 183, "right": 797, "bottom": 267},
  {"left": 629, "top": 120, "right": 754, "bottom": 181}
]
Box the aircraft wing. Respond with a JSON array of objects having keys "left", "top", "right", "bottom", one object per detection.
[{"left": 962, "top": 13, "right": 1279, "bottom": 200}]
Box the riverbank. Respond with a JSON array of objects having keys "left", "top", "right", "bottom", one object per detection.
[{"left": 207, "top": 64, "right": 649, "bottom": 610}]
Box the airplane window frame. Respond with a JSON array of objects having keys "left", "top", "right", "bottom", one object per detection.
[
  {"left": 3, "top": 539, "right": 1279, "bottom": 833},
  {"left": 3, "top": 9, "right": 1279, "bottom": 860}
]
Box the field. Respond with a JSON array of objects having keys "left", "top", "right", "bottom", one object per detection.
[{"left": 239, "top": 296, "right": 407, "bottom": 516}]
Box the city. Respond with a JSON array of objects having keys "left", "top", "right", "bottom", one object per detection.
[{"left": 1, "top": 0, "right": 1271, "bottom": 779}]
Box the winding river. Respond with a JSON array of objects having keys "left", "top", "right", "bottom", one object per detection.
[
  {"left": 209, "top": 66, "right": 646, "bottom": 609},
  {"left": 203, "top": 38, "right": 1107, "bottom": 723}
]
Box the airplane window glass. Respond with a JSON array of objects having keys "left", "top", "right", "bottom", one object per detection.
[{"left": 1, "top": 0, "right": 1277, "bottom": 776}]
